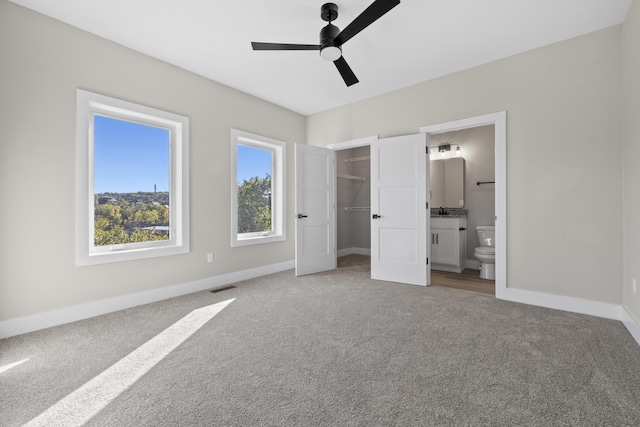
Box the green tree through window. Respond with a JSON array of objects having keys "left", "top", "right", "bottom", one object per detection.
[
  {"left": 237, "top": 175, "right": 272, "bottom": 233},
  {"left": 94, "top": 194, "right": 170, "bottom": 246},
  {"left": 231, "top": 129, "right": 285, "bottom": 247}
]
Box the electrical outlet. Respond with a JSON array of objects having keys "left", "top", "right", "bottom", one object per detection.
[
  {"left": 633, "top": 278, "right": 637, "bottom": 294},
  {"left": 207, "top": 253, "right": 214, "bottom": 263}
]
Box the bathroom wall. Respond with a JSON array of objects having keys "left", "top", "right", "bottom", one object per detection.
[
  {"left": 336, "top": 146, "right": 371, "bottom": 253},
  {"left": 431, "top": 125, "right": 496, "bottom": 265}
]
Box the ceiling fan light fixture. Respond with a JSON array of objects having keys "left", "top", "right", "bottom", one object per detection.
[
  {"left": 320, "top": 45, "right": 342, "bottom": 61},
  {"left": 251, "top": 0, "right": 401, "bottom": 86}
]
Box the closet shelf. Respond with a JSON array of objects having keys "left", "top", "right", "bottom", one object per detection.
[
  {"left": 344, "top": 156, "right": 370, "bottom": 163},
  {"left": 344, "top": 207, "right": 371, "bottom": 211},
  {"left": 337, "top": 173, "right": 366, "bottom": 181}
]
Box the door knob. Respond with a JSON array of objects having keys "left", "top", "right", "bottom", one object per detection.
[
  {"left": 372, "top": 214, "right": 381, "bottom": 219},
  {"left": 297, "top": 214, "right": 308, "bottom": 219}
]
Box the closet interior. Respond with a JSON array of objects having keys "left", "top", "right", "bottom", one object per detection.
[{"left": 336, "top": 146, "right": 371, "bottom": 257}]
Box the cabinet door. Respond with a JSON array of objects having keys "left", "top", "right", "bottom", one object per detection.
[
  {"left": 432, "top": 229, "right": 457, "bottom": 265},
  {"left": 430, "top": 232, "right": 438, "bottom": 263}
]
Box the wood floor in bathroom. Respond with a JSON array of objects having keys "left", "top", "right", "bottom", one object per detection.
[
  {"left": 431, "top": 269, "right": 495, "bottom": 295},
  {"left": 338, "top": 255, "right": 495, "bottom": 296}
]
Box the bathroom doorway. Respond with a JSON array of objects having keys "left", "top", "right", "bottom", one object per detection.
[
  {"left": 421, "top": 112, "right": 507, "bottom": 298},
  {"left": 429, "top": 124, "right": 496, "bottom": 294}
]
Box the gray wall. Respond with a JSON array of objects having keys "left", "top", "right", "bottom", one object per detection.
[
  {"left": 0, "top": 1, "right": 305, "bottom": 321},
  {"left": 308, "top": 26, "right": 623, "bottom": 305},
  {"left": 622, "top": 0, "right": 640, "bottom": 323}
]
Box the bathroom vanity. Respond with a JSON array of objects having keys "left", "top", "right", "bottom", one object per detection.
[{"left": 431, "top": 216, "right": 467, "bottom": 273}]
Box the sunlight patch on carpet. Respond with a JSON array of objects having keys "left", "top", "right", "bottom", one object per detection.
[
  {"left": 0, "top": 358, "right": 29, "bottom": 374},
  {"left": 23, "top": 299, "right": 235, "bottom": 427}
]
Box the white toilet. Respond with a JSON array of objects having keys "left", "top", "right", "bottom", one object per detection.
[{"left": 474, "top": 226, "right": 496, "bottom": 280}]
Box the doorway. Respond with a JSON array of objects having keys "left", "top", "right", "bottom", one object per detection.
[
  {"left": 328, "top": 134, "right": 429, "bottom": 287},
  {"left": 329, "top": 135, "right": 378, "bottom": 270},
  {"left": 429, "top": 124, "right": 496, "bottom": 295},
  {"left": 421, "top": 112, "right": 507, "bottom": 297},
  {"left": 336, "top": 145, "right": 371, "bottom": 258}
]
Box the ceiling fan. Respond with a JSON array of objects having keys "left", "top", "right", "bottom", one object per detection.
[{"left": 251, "top": 0, "right": 401, "bottom": 87}]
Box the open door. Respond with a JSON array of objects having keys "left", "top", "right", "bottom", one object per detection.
[
  {"left": 295, "top": 144, "right": 336, "bottom": 276},
  {"left": 371, "top": 133, "right": 429, "bottom": 286}
]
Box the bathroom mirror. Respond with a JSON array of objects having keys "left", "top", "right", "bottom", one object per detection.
[{"left": 430, "top": 157, "right": 465, "bottom": 208}]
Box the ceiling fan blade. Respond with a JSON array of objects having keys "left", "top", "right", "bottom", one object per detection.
[
  {"left": 334, "top": 56, "right": 359, "bottom": 86},
  {"left": 251, "top": 42, "right": 321, "bottom": 51},
  {"left": 334, "top": 0, "right": 400, "bottom": 46}
]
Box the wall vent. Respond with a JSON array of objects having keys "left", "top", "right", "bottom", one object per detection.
[{"left": 210, "top": 285, "right": 236, "bottom": 293}]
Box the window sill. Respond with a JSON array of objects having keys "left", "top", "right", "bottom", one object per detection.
[
  {"left": 77, "top": 244, "right": 189, "bottom": 266},
  {"left": 231, "top": 234, "right": 286, "bottom": 247}
]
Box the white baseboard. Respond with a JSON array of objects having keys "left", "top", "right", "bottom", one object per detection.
[
  {"left": 0, "top": 260, "right": 294, "bottom": 340},
  {"left": 498, "top": 288, "right": 639, "bottom": 346},
  {"left": 337, "top": 247, "right": 371, "bottom": 257},
  {"left": 4, "top": 258, "right": 638, "bottom": 348},
  {"left": 499, "top": 287, "right": 623, "bottom": 320},
  {"left": 622, "top": 308, "right": 640, "bottom": 346}
]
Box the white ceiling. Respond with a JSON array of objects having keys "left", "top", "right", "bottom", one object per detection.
[{"left": 10, "top": 0, "right": 632, "bottom": 115}]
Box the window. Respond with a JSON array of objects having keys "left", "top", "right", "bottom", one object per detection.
[
  {"left": 231, "top": 129, "right": 285, "bottom": 246},
  {"left": 76, "top": 89, "right": 189, "bottom": 266}
]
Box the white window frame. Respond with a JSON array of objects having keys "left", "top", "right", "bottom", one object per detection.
[
  {"left": 76, "top": 89, "right": 190, "bottom": 266},
  {"left": 231, "top": 129, "right": 286, "bottom": 247}
]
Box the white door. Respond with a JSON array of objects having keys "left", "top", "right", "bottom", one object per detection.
[
  {"left": 295, "top": 144, "right": 336, "bottom": 276},
  {"left": 371, "top": 134, "right": 430, "bottom": 286}
]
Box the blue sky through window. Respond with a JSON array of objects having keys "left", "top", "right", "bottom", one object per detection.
[
  {"left": 94, "top": 115, "right": 170, "bottom": 193},
  {"left": 94, "top": 116, "right": 272, "bottom": 193},
  {"left": 237, "top": 145, "right": 272, "bottom": 184}
]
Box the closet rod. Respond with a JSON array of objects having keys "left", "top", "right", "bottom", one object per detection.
[
  {"left": 337, "top": 173, "right": 366, "bottom": 181},
  {"left": 344, "top": 156, "right": 370, "bottom": 163},
  {"left": 477, "top": 181, "right": 495, "bottom": 185}
]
